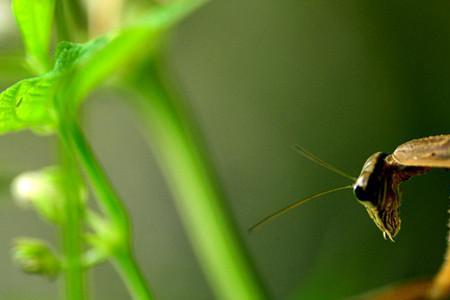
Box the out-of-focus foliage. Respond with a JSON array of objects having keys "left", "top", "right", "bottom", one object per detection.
[
  {"left": 11, "top": 0, "right": 55, "bottom": 72},
  {"left": 0, "top": 0, "right": 203, "bottom": 136},
  {"left": 12, "top": 238, "right": 61, "bottom": 278},
  {"left": 0, "top": 1, "right": 450, "bottom": 300}
]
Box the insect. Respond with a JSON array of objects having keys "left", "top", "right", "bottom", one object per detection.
[{"left": 249, "top": 134, "right": 450, "bottom": 241}]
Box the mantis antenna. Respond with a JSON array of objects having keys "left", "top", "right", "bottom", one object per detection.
[
  {"left": 249, "top": 146, "right": 357, "bottom": 232},
  {"left": 293, "top": 145, "right": 357, "bottom": 181},
  {"left": 249, "top": 184, "right": 353, "bottom": 232}
]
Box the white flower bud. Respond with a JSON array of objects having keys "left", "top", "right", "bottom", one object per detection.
[
  {"left": 12, "top": 170, "right": 58, "bottom": 208},
  {"left": 11, "top": 167, "right": 64, "bottom": 224}
]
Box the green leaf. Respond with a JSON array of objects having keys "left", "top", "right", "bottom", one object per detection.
[
  {"left": 0, "top": 0, "right": 207, "bottom": 136},
  {"left": 0, "top": 40, "right": 106, "bottom": 135},
  {"left": 0, "top": 75, "right": 57, "bottom": 134},
  {"left": 12, "top": 0, "right": 55, "bottom": 73}
]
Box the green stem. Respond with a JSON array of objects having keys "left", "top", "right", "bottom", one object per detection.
[
  {"left": 114, "top": 249, "right": 153, "bottom": 300},
  {"left": 54, "top": 1, "right": 88, "bottom": 298},
  {"left": 58, "top": 119, "right": 154, "bottom": 300},
  {"left": 128, "top": 58, "right": 270, "bottom": 300},
  {"left": 59, "top": 121, "right": 128, "bottom": 228},
  {"left": 59, "top": 139, "right": 87, "bottom": 300}
]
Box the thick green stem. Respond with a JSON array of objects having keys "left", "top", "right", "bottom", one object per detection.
[
  {"left": 54, "top": 1, "right": 88, "bottom": 298},
  {"left": 128, "top": 59, "right": 270, "bottom": 300},
  {"left": 59, "top": 139, "right": 87, "bottom": 300},
  {"left": 58, "top": 119, "right": 154, "bottom": 300}
]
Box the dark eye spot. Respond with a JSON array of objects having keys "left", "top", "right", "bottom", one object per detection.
[{"left": 354, "top": 185, "right": 370, "bottom": 201}]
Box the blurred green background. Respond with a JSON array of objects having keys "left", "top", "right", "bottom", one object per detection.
[{"left": 1, "top": 0, "right": 450, "bottom": 299}]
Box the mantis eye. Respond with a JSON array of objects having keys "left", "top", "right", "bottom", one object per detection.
[
  {"left": 353, "top": 184, "right": 370, "bottom": 201},
  {"left": 353, "top": 151, "right": 389, "bottom": 205},
  {"left": 353, "top": 180, "right": 379, "bottom": 204}
]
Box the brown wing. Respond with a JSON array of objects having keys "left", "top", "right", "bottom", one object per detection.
[{"left": 392, "top": 134, "right": 450, "bottom": 168}]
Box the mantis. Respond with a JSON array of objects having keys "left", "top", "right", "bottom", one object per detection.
[
  {"left": 251, "top": 134, "right": 450, "bottom": 239},
  {"left": 250, "top": 134, "right": 450, "bottom": 299}
]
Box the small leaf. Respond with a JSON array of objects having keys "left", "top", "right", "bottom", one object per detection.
[
  {"left": 53, "top": 38, "right": 109, "bottom": 72},
  {"left": 0, "top": 74, "right": 57, "bottom": 134},
  {"left": 0, "top": 40, "right": 105, "bottom": 135},
  {"left": 12, "top": 0, "right": 55, "bottom": 73}
]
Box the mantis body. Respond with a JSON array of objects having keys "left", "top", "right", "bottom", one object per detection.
[{"left": 251, "top": 134, "right": 450, "bottom": 241}]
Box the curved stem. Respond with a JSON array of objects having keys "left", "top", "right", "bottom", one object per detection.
[
  {"left": 59, "top": 120, "right": 128, "bottom": 229},
  {"left": 127, "top": 58, "right": 270, "bottom": 300},
  {"left": 114, "top": 249, "right": 153, "bottom": 300},
  {"left": 58, "top": 119, "right": 154, "bottom": 300}
]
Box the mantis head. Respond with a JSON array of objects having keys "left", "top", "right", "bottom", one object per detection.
[{"left": 353, "top": 152, "right": 401, "bottom": 241}]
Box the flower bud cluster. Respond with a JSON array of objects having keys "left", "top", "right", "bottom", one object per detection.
[{"left": 12, "top": 238, "right": 60, "bottom": 278}]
